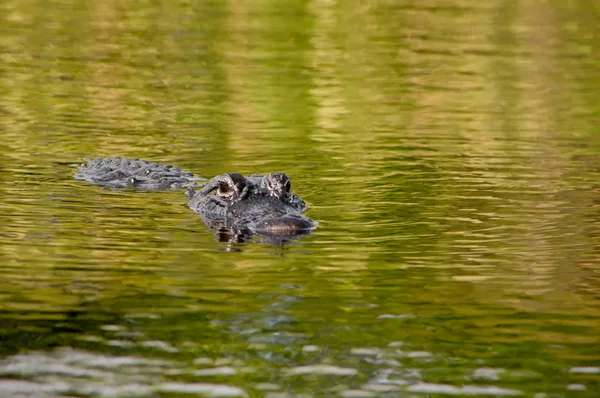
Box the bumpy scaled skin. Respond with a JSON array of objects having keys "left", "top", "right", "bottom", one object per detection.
[
  {"left": 75, "top": 157, "right": 202, "bottom": 190},
  {"left": 246, "top": 173, "right": 307, "bottom": 213},
  {"left": 187, "top": 172, "right": 314, "bottom": 236},
  {"left": 75, "top": 157, "right": 315, "bottom": 242}
]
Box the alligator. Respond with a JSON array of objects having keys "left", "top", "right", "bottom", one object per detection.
[{"left": 74, "top": 157, "right": 316, "bottom": 243}]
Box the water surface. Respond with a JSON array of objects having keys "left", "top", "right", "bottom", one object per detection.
[{"left": 1, "top": 0, "right": 600, "bottom": 397}]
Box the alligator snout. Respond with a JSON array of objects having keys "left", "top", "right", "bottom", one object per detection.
[{"left": 256, "top": 214, "right": 316, "bottom": 235}]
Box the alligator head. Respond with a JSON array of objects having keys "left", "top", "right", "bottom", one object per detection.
[{"left": 188, "top": 173, "right": 315, "bottom": 242}]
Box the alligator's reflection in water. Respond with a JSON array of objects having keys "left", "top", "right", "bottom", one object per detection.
[
  {"left": 204, "top": 216, "right": 314, "bottom": 245},
  {"left": 75, "top": 157, "right": 316, "bottom": 244}
]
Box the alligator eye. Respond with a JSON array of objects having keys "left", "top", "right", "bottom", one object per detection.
[{"left": 218, "top": 183, "right": 231, "bottom": 195}]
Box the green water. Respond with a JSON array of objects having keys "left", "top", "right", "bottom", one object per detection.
[{"left": 2, "top": 0, "right": 600, "bottom": 396}]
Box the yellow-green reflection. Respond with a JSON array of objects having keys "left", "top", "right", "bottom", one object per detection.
[{"left": 1, "top": 0, "right": 600, "bottom": 396}]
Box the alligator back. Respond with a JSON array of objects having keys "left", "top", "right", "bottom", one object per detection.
[{"left": 75, "top": 157, "right": 202, "bottom": 190}]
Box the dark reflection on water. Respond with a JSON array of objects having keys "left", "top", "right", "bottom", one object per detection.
[{"left": 2, "top": 0, "right": 600, "bottom": 396}]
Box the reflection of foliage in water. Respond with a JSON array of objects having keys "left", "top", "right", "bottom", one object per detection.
[{"left": 1, "top": 0, "right": 600, "bottom": 396}]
